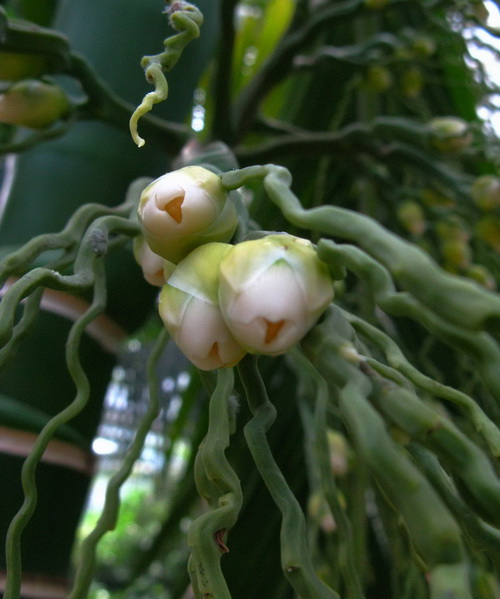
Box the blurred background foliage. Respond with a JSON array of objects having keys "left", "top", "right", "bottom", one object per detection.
[{"left": 0, "top": 0, "right": 500, "bottom": 598}]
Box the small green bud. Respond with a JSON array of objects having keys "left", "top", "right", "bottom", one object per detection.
[
  {"left": 411, "top": 36, "right": 436, "bottom": 58},
  {"left": 435, "top": 217, "right": 470, "bottom": 242},
  {"left": 420, "top": 188, "right": 455, "bottom": 208},
  {"left": 159, "top": 243, "right": 246, "bottom": 371},
  {"left": 400, "top": 66, "right": 424, "bottom": 99},
  {"left": 471, "top": 175, "right": 500, "bottom": 211},
  {"left": 396, "top": 200, "right": 426, "bottom": 236},
  {"left": 363, "top": 65, "right": 393, "bottom": 92},
  {"left": 133, "top": 235, "right": 175, "bottom": 287},
  {"left": 441, "top": 239, "right": 472, "bottom": 270},
  {"left": 364, "top": 0, "right": 390, "bottom": 9},
  {"left": 465, "top": 264, "right": 496, "bottom": 291},
  {"left": 218, "top": 235, "right": 334, "bottom": 355},
  {"left": 428, "top": 117, "right": 472, "bottom": 153},
  {"left": 0, "top": 51, "right": 47, "bottom": 82},
  {"left": 138, "top": 166, "right": 238, "bottom": 264},
  {"left": 476, "top": 216, "right": 500, "bottom": 251},
  {"left": 0, "top": 79, "right": 70, "bottom": 129},
  {"left": 327, "top": 430, "right": 351, "bottom": 476},
  {"left": 308, "top": 492, "right": 336, "bottom": 533}
]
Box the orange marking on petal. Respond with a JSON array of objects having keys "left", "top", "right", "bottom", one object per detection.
[
  {"left": 264, "top": 319, "right": 285, "bottom": 344},
  {"left": 208, "top": 342, "right": 220, "bottom": 360},
  {"left": 164, "top": 195, "right": 184, "bottom": 223}
]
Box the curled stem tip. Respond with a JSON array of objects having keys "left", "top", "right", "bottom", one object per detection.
[{"left": 129, "top": 63, "right": 168, "bottom": 147}]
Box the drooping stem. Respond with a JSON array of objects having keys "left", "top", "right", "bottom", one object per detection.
[
  {"left": 129, "top": 1, "right": 203, "bottom": 147},
  {"left": 237, "top": 355, "right": 340, "bottom": 599},
  {"left": 188, "top": 367, "right": 242, "bottom": 599}
]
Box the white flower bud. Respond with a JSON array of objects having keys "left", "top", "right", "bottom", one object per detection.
[
  {"left": 218, "top": 235, "right": 334, "bottom": 355},
  {"left": 159, "top": 243, "right": 246, "bottom": 371},
  {"left": 133, "top": 236, "right": 175, "bottom": 287},
  {"left": 137, "top": 166, "right": 238, "bottom": 263}
]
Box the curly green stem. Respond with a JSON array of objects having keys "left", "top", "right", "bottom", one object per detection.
[
  {"left": 313, "top": 372, "right": 366, "bottom": 598},
  {"left": 371, "top": 383, "right": 500, "bottom": 528},
  {"left": 301, "top": 311, "right": 472, "bottom": 599},
  {"left": 69, "top": 328, "right": 168, "bottom": 599},
  {"left": 238, "top": 355, "right": 339, "bottom": 599},
  {"left": 221, "top": 165, "right": 500, "bottom": 332},
  {"left": 130, "top": 1, "right": 203, "bottom": 147},
  {"left": 315, "top": 240, "right": 500, "bottom": 404},
  {"left": 3, "top": 257, "right": 107, "bottom": 599},
  {"left": 0, "top": 215, "right": 138, "bottom": 349},
  {"left": 188, "top": 367, "right": 242, "bottom": 599},
  {"left": 342, "top": 309, "right": 500, "bottom": 456}
]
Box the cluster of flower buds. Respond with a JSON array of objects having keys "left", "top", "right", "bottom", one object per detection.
[{"left": 135, "top": 166, "right": 334, "bottom": 370}]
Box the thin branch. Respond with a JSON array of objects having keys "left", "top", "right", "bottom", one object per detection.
[
  {"left": 210, "top": 0, "right": 239, "bottom": 143},
  {"left": 233, "top": 0, "right": 364, "bottom": 138}
]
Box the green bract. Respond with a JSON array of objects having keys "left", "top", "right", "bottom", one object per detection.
[
  {"left": 137, "top": 166, "right": 238, "bottom": 263},
  {"left": 218, "top": 234, "right": 334, "bottom": 355},
  {"left": 159, "top": 242, "right": 246, "bottom": 371}
]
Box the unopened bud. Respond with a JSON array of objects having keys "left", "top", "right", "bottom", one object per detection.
[
  {"left": 429, "top": 117, "right": 472, "bottom": 154},
  {"left": 327, "top": 430, "right": 351, "bottom": 476},
  {"left": 363, "top": 65, "right": 392, "bottom": 92},
  {"left": 159, "top": 243, "right": 246, "bottom": 371},
  {"left": 400, "top": 67, "right": 424, "bottom": 99},
  {"left": 397, "top": 200, "right": 426, "bottom": 236},
  {"left": 471, "top": 175, "right": 500, "bottom": 211},
  {"left": 219, "top": 235, "right": 334, "bottom": 355},
  {"left": 0, "top": 79, "right": 70, "bottom": 129},
  {"left": 411, "top": 36, "right": 436, "bottom": 58},
  {"left": 465, "top": 264, "right": 496, "bottom": 290},
  {"left": 441, "top": 239, "right": 472, "bottom": 270},
  {"left": 0, "top": 51, "right": 47, "bottom": 82},
  {"left": 138, "top": 166, "right": 238, "bottom": 263},
  {"left": 133, "top": 236, "right": 175, "bottom": 287},
  {"left": 308, "top": 492, "right": 336, "bottom": 533},
  {"left": 364, "top": 0, "right": 390, "bottom": 9},
  {"left": 435, "top": 217, "right": 470, "bottom": 243},
  {"left": 476, "top": 217, "right": 500, "bottom": 251}
]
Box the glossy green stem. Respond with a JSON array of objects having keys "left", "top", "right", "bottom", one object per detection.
[
  {"left": 238, "top": 355, "right": 340, "bottom": 599},
  {"left": 221, "top": 165, "right": 500, "bottom": 332},
  {"left": 188, "top": 367, "right": 242, "bottom": 599}
]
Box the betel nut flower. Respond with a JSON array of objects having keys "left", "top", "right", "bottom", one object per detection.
[
  {"left": 0, "top": 79, "right": 70, "bottom": 129},
  {"left": 218, "top": 234, "right": 334, "bottom": 355},
  {"left": 137, "top": 166, "right": 238, "bottom": 264},
  {"left": 159, "top": 242, "right": 246, "bottom": 371},
  {"left": 133, "top": 235, "right": 175, "bottom": 287}
]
